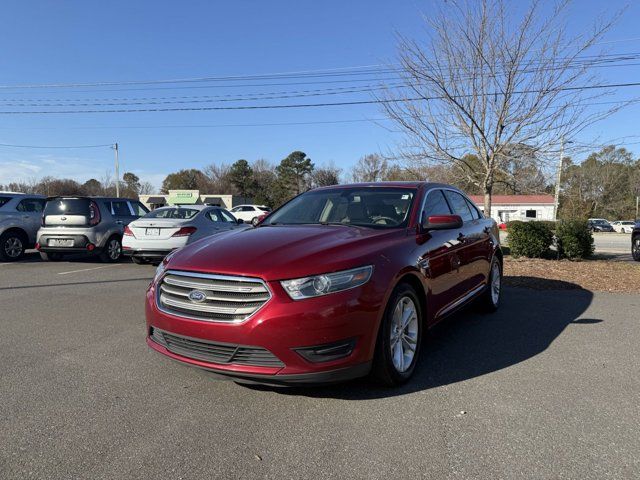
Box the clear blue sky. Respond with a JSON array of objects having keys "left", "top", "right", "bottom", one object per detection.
[{"left": 1, "top": 0, "right": 639, "bottom": 188}]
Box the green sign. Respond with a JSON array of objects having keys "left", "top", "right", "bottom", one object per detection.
[{"left": 167, "top": 190, "right": 200, "bottom": 205}]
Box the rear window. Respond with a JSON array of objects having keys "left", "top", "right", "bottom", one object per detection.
[
  {"left": 145, "top": 208, "right": 199, "bottom": 219},
  {"left": 0, "top": 196, "right": 12, "bottom": 208},
  {"left": 44, "top": 198, "right": 91, "bottom": 216}
]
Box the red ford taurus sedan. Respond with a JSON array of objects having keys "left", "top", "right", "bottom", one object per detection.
[{"left": 146, "top": 182, "right": 502, "bottom": 386}]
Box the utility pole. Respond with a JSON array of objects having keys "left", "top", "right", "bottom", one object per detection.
[
  {"left": 553, "top": 137, "right": 573, "bottom": 221},
  {"left": 113, "top": 142, "right": 120, "bottom": 198}
]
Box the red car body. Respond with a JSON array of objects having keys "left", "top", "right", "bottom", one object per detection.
[{"left": 146, "top": 182, "right": 502, "bottom": 385}]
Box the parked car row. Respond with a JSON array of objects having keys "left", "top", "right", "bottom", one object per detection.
[{"left": 0, "top": 192, "right": 254, "bottom": 263}]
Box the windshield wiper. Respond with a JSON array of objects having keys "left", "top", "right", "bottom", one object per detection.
[{"left": 319, "top": 221, "right": 367, "bottom": 228}]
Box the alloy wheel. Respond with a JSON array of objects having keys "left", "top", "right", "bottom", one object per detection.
[
  {"left": 108, "top": 239, "right": 121, "bottom": 260},
  {"left": 491, "top": 261, "right": 501, "bottom": 305},
  {"left": 633, "top": 237, "right": 640, "bottom": 261},
  {"left": 4, "top": 236, "right": 23, "bottom": 258},
  {"left": 389, "top": 296, "right": 419, "bottom": 373}
]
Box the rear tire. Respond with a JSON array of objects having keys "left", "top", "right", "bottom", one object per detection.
[
  {"left": 0, "top": 231, "right": 26, "bottom": 261},
  {"left": 99, "top": 236, "right": 122, "bottom": 263},
  {"left": 131, "top": 256, "right": 148, "bottom": 265},
  {"left": 477, "top": 256, "right": 502, "bottom": 312},
  {"left": 251, "top": 216, "right": 259, "bottom": 226},
  {"left": 372, "top": 283, "right": 423, "bottom": 387},
  {"left": 40, "top": 252, "right": 63, "bottom": 261},
  {"left": 632, "top": 236, "right": 640, "bottom": 262}
]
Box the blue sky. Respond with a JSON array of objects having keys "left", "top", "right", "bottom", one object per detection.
[{"left": 1, "top": 0, "right": 639, "bottom": 188}]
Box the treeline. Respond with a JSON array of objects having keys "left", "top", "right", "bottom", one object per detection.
[
  {"left": 559, "top": 146, "right": 640, "bottom": 220},
  {"left": 0, "top": 172, "right": 153, "bottom": 199},
  {"left": 3, "top": 146, "right": 638, "bottom": 219}
]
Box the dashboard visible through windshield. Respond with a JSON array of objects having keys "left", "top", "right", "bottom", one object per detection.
[{"left": 264, "top": 187, "right": 416, "bottom": 228}]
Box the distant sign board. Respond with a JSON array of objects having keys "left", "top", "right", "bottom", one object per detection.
[{"left": 167, "top": 190, "right": 200, "bottom": 205}]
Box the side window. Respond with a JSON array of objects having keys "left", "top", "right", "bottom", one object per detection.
[
  {"left": 444, "top": 191, "right": 474, "bottom": 222},
  {"left": 111, "top": 201, "right": 132, "bottom": 216},
  {"left": 242, "top": 206, "right": 253, "bottom": 212},
  {"left": 207, "top": 210, "right": 223, "bottom": 222},
  {"left": 16, "top": 198, "right": 45, "bottom": 213},
  {"left": 422, "top": 190, "right": 452, "bottom": 217},
  {"left": 230, "top": 207, "right": 240, "bottom": 213},
  {"left": 129, "top": 201, "right": 149, "bottom": 216},
  {"left": 464, "top": 198, "right": 481, "bottom": 220},
  {"left": 219, "top": 209, "right": 236, "bottom": 222}
]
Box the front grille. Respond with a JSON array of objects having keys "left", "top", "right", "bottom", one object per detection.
[
  {"left": 157, "top": 270, "right": 271, "bottom": 322},
  {"left": 150, "top": 327, "right": 284, "bottom": 367}
]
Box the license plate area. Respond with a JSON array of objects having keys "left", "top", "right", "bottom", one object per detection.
[
  {"left": 49, "top": 238, "right": 74, "bottom": 247},
  {"left": 145, "top": 228, "right": 160, "bottom": 236}
]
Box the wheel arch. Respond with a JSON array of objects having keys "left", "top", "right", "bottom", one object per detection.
[{"left": 1, "top": 226, "right": 29, "bottom": 242}]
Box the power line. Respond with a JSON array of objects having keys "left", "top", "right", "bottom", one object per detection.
[
  {"left": 0, "top": 142, "right": 113, "bottom": 149},
  {"left": 1, "top": 51, "right": 639, "bottom": 92},
  {"left": 0, "top": 80, "right": 639, "bottom": 115}
]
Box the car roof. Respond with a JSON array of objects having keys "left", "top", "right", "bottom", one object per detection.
[
  {"left": 310, "top": 181, "right": 459, "bottom": 191},
  {"left": 46, "top": 196, "right": 138, "bottom": 201},
  {"left": 153, "top": 204, "right": 209, "bottom": 211},
  {"left": 0, "top": 192, "right": 45, "bottom": 197}
]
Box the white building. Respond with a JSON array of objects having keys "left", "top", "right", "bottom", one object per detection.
[
  {"left": 139, "top": 190, "right": 250, "bottom": 211},
  {"left": 469, "top": 195, "right": 555, "bottom": 223}
]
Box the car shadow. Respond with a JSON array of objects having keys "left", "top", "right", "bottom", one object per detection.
[{"left": 246, "top": 279, "right": 596, "bottom": 400}]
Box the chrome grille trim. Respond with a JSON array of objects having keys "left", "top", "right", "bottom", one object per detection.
[{"left": 156, "top": 270, "right": 272, "bottom": 323}]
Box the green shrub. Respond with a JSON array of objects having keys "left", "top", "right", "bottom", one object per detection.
[
  {"left": 556, "top": 220, "right": 594, "bottom": 260},
  {"left": 538, "top": 220, "right": 558, "bottom": 232},
  {"left": 507, "top": 221, "right": 554, "bottom": 258}
]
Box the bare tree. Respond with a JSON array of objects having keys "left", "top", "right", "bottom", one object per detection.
[
  {"left": 381, "top": 0, "right": 626, "bottom": 216},
  {"left": 351, "top": 154, "right": 390, "bottom": 182},
  {"left": 311, "top": 162, "right": 342, "bottom": 187}
]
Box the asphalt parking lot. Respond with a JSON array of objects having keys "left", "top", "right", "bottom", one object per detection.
[{"left": 1, "top": 255, "right": 639, "bottom": 479}]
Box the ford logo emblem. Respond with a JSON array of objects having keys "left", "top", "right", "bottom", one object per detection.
[{"left": 188, "top": 290, "right": 207, "bottom": 303}]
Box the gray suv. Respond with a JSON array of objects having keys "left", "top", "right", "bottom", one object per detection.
[
  {"left": 37, "top": 197, "right": 148, "bottom": 262},
  {"left": 0, "top": 192, "right": 46, "bottom": 261}
]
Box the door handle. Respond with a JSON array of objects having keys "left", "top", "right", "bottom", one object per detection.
[{"left": 115, "top": 220, "right": 123, "bottom": 225}]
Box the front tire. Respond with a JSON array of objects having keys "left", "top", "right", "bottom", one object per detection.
[
  {"left": 131, "top": 256, "right": 148, "bottom": 265},
  {"left": 372, "top": 283, "right": 423, "bottom": 387},
  {"left": 0, "top": 231, "right": 26, "bottom": 261},
  {"left": 632, "top": 236, "right": 640, "bottom": 262},
  {"left": 99, "top": 236, "right": 122, "bottom": 263}
]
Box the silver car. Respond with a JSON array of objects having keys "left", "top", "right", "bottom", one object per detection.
[
  {"left": 122, "top": 205, "right": 249, "bottom": 264},
  {"left": 0, "top": 192, "right": 46, "bottom": 261},
  {"left": 37, "top": 196, "right": 148, "bottom": 262}
]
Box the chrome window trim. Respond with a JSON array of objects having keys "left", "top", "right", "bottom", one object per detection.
[
  {"left": 418, "top": 186, "right": 482, "bottom": 224},
  {"left": 156, "top": 269, "right": 273, "bottom": 324}
]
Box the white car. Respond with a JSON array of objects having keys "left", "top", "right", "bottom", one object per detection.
[
  {"left": 611, "top": 221, "right": 636, "bottom": 234},
  {"left": 122, "top": 205, "right": 247, "bottom": 264},
  {"left": 229, "top": 204, "right": 271, "bottom": 225}
]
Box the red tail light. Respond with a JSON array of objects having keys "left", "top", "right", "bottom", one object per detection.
[
  {"left": 123, "top": 225, "right": 134, "bottom": 237},
  {"left": 172, "top": 226, "right": 197, "bottom": 237},
  {"left": 89, "top": 201, "right": 101, "bottom": 226},
  {"left": 35, "top": 242, "right": 41, "bottom": 251}
]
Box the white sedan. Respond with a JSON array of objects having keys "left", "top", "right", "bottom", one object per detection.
[
  {"left": 611, "top": 221, "right": 636, "bottom": 234},
  {"left": 229, "top": 204, "right": 271, "bottom": 225},
  {"left": 122, "top": 205, "right": 248, "bottom": 264}
]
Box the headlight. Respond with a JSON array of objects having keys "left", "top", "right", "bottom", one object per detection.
[
  {"left": 281, "top": 265, "right": 373, "bottom": 300},
  {"left": 153, "top": 251, "right": 176, "bottom": 283}
]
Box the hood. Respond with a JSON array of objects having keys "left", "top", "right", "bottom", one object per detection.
[{"left": 165, "top": 224, "right": 406, "bottom": 281}]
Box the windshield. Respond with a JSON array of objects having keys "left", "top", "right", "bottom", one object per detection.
[
  {"left": 145, "top": 208, "right": 200, "bottom": 219},
  {"left": 264, "top": 187, "right": 416, "bottom": 228},
  {"left": 592, "top": 219, "right": 610, "bottom": 225}
]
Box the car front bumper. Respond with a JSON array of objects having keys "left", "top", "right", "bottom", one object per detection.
[{"left": 145, "top": 277, "right": 385, "bottom": 384}]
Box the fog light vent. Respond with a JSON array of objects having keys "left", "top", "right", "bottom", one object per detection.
[{"left": 295, "top": 338, "right": 356, "bottom": 363}]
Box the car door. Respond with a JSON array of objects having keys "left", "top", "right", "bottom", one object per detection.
[
  {"left": 443, "top": 190, "right": 489, "bottom": 296},
  {"left": 415, "top": 189, "right": 467, "bottom": 320},
  {"left": 109, "top": 200, "right": 137, "bottom": 230},
  {"left": 16, "top": 197, "right": 46, "bottom": 245}
]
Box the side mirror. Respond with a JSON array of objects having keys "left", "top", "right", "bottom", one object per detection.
[
  {"left": 236, "top": 218, "right": 244, "bottom": 224},
  {"left": 421, "top": 213, "right": 463, "bottom": 232}
]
